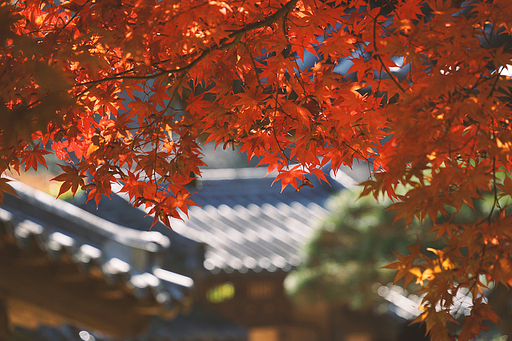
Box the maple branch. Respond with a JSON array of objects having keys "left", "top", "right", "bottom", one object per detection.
[
  {"left": 488, "top": 117, "right": 503, "bottom": 225},
  {"left": 272, "top": 88, "right": 291, "bottom": 166},
  {"left": 76, "top": 0, "right": 299, "bottom": 88},
  {"left": 488, "top": 155, "right": 499, "bottom": 225},
  {"left": 371, "top": 11, "right": 406, "bottom": 94},
  {"left": 243, "top": 42, "right": 265, "bottom": 90},
  {"left": 57, "top": 0, "right": 90, "bottom": 34},
  {"left": 487, "top": 72, "right": 501, "bottom": 99},
  {"left": 340, "top": 141, "right": 370, "bottom": 163},
  {"left": 280, "top": 11, "right": 309, "bottom": 98}
]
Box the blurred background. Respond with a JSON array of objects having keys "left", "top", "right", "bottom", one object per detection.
[{"left": 0, "top": 145, "right": 509, "bottom": 341}]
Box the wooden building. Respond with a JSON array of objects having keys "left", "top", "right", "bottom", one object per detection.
[{"left": 0, "top": 180, "right": 248, "bottom": 341}]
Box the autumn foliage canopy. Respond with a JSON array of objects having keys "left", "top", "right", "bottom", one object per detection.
[{"left": 2, "top": 0, "right": 512, "bottom": 338}]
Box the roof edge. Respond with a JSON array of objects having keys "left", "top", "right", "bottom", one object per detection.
[{"left": 8, "top": 179, "right": 171, "bottom": 250}]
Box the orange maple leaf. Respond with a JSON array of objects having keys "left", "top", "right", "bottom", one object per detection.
[
  {"left": 51, "top": 164, "right": 86, "bottom": 199},
  {"left": 272, "top": 165, "right": 305, "bottom": 192},
  {"left": 22, "top": 144, "right": 51, "bottom": 172}
]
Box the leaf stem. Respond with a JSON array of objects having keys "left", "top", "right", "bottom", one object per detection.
[{"left": 372, "top": 11, "right": 405, "bottom": 93}]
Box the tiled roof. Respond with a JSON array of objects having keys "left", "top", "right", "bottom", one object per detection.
[
  {"left": 378, "top": 284, "right": 475, "bottom": 321},
  {"left": 77, "top": 190, "right": 206, "bottom": 277},
  {"left": 168, "top": 166, "right": 353, "bottom": 274},
  {"left": 0, "top": 180, "right": 194, "bottom": 335}
]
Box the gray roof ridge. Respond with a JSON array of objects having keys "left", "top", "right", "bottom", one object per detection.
[
  {"left": 198, "top": 165, "right": 358, "bottom": 187},
  {"left": 9, "top": 179, "right": 170, "bottom": 249},
  {"left": 198, "top": 167, "right": 275, "bottom": 181}
]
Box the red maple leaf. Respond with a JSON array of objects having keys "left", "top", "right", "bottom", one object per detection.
[
  {"left": 272, "top": 165, "right": 305, "bottom": 192},
  {"left": 51, "top": 164, "right": 86, "bottom": 199}
]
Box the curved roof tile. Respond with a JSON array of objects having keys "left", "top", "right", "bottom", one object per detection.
[{"left": 169, "top": 167, "right": 353, "bottom": 274}]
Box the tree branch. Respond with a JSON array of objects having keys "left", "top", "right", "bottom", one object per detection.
[
  {"left": 76, "top": 0, "right": 299, "bottom": 88},
  {"left": 372, "top": 11, "right": 405, "bottom": 94}
]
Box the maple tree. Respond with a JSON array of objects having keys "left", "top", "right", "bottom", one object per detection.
[{"left": 2, "top": 0, "right": 512, "bottom": 338}]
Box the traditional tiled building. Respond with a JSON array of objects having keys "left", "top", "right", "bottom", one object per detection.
[
  {"left": 87, "top": 165, "right": 360, "bottom": 341},
  {"left": 0, "top": 180, "right": 246, "bottom": 341}
]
